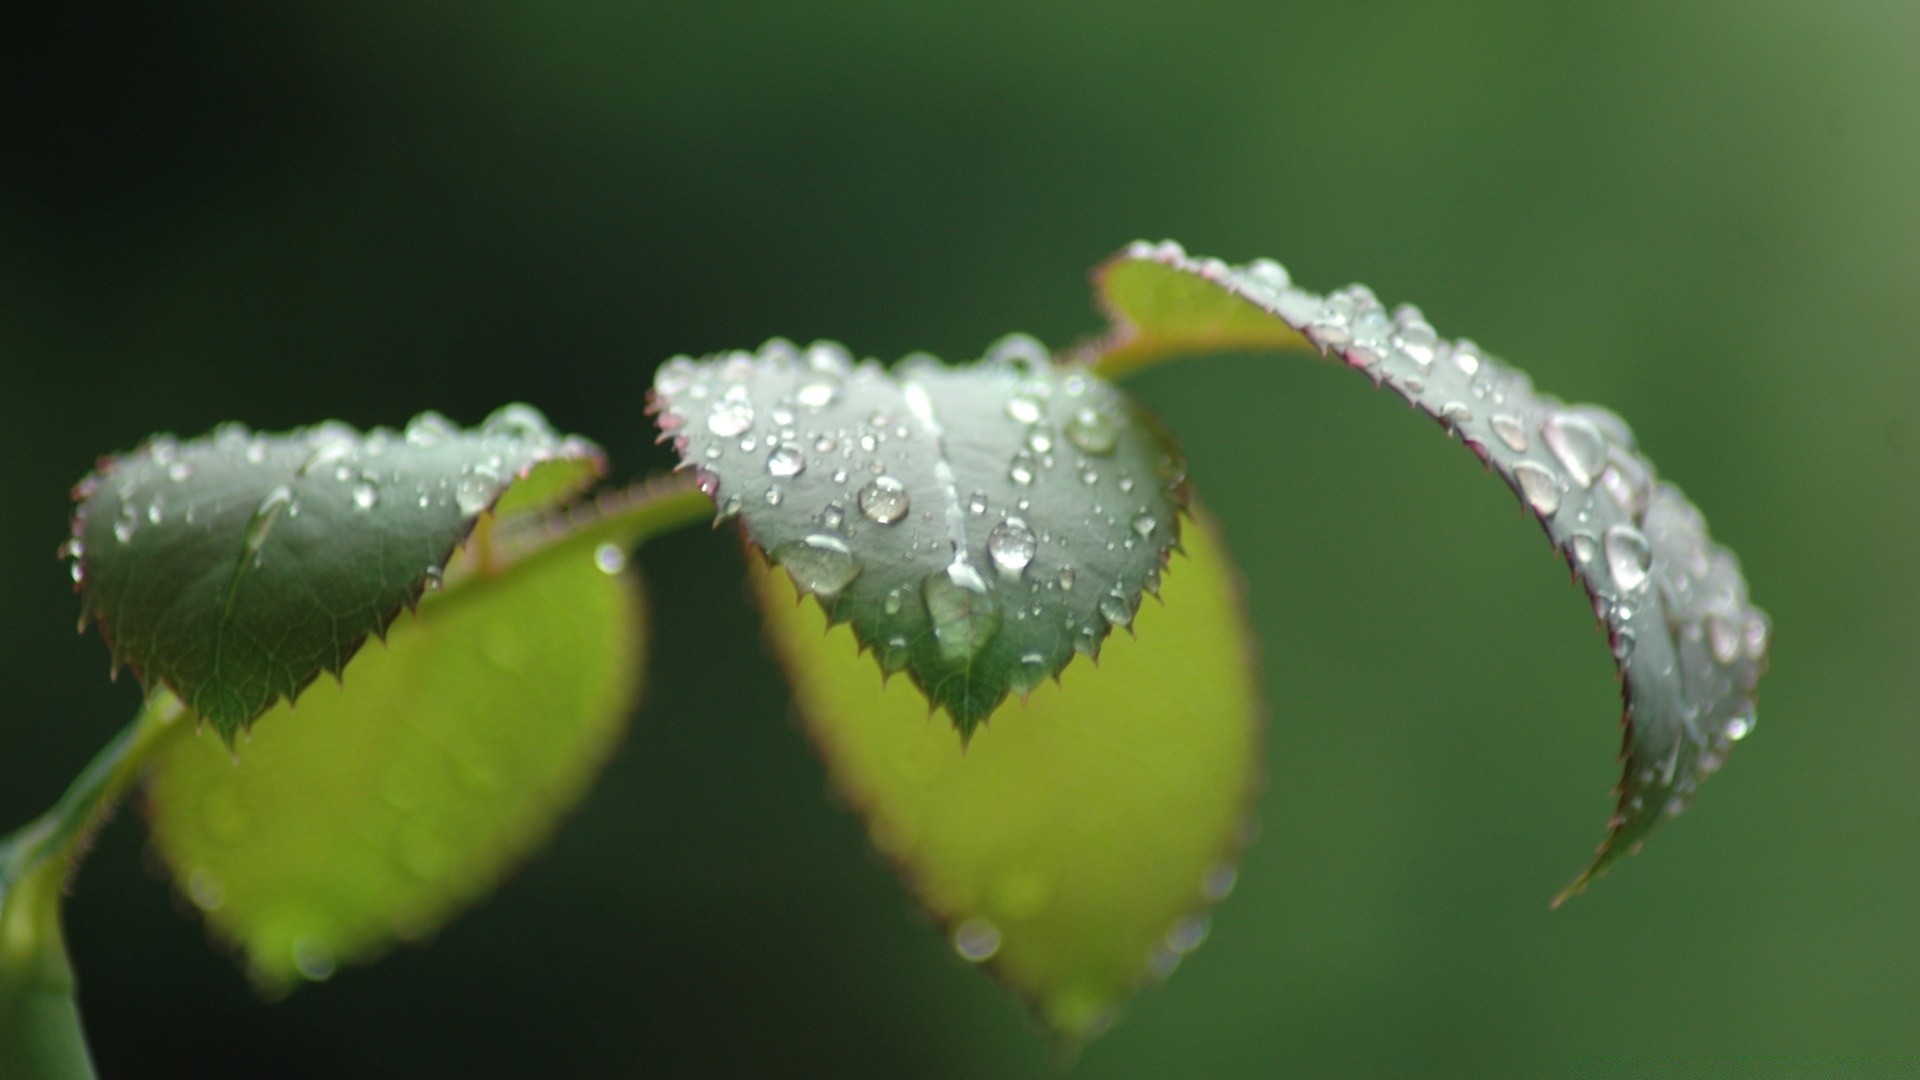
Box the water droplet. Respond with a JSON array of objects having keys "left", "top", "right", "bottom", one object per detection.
[
  {"left": 1452, "top": 339, "right": 1483, "bottom": 376},
  {"left": 707, "top": 387, "right": 755, "bottom": 437},
  {"left": 1439, "top": 401, "right": 1474, "bottom": 427},
  {"left": 1511, "top": 461, "right": 1562, "bottom": 516},
  {"left": 351, "top": 483, "right": 378, "bottom": 510},
  {"left": 1100, "top": 590, "right": 1133, "bottom": 627},
  {"left": 883, "top": 589, "right": 904, "bottom": 615},
  {"left": 243, "top": 486, "right": 295, "bottom": 560},
  {"left": 1490, "top": 414, "right": 1528, "bottom": 452},
  {"left": 1604, "top": 524, "right": 1652, "bottom": 591},
  {"left": 796, "top": 379, "right": 838, "bottom": 409},
  {"left": 1541, "top": 413, "right": 1608, "bottom": 489},
  {"left": 1705, "top": 613, "right": 1741, "bottom": 665},
  {"left": 1742, "top": 612, "right": 1770, "bottom": 659},
  {"left": 113, "top": 506, "right": 139, "bottom": 543},
  {"left": 806, "top": 340, "right": 853, "bottom": 373},
  {"left": 186, "top": 867, "right": 226, "bottom": 911},
  {"left": 924, "top": 563, "right": 1001, "bottom": 660},
  {"left": 1392, "top": 321, "right": 1438, "bottom": 365},
  {"left": 1057, "top": 566, "right": 1076, "bottom": 591},
  {"left": 1242, "top": 257, "right": 1290, "bottom": 291},
  {"left": 987, "top": 519, "right": 1037, "bottom": 576},
  {"left": 858, "top": 475, "right": 910, "bottom": 524},
  {"left": 952, "top": 917, "right": 1001, "bottom": 963},
  {"left": 167, "top": 460, "right": 196, "bottom": 482},
  {"left": 1065, "top": 407, "right": 1119, "bottom": 455},
  {"left": 1006, "top": 396, "right": 1043, "bottom": 424},
  {"left": 766, "top": 443, "right": 806, "bottom": 478},
  {"left": 1131, "top": 513, "right": 1157, "bottom": 539},
  {"left": 774, "top": 535, "right": 862, "bottom": 599},
  {"left": 146, "top": 495, "right": 166, "bottom": 526},
  {"left": 1079, "top": 467, "right": 1099, "bottom": 485},
  {"left": 292, "top": 936, "right": 337, "bottom": 981},
  {"left": 1570, "top": 532, "right": 1599, "bottom": 566},
  {"left": 1599, "top": 455, "right": 1652, "bottom": 520},
  {"left": 455, "top": 475, "right": 492, "bottom": 517},
  {"left": 1726, "top": 712, "right": 1755, "bottom": 741},
  {"left": 764, "top": 487, "right": 783, "bottom": 507},
  {"left": 967, "top": 492, "right": 988, "bottom": 515},
  {"left": 1026, "top": 429, "right": 1054, "bottom": 455},
  {"left": 1201, "top": 863, "right": 1238, "bottom": 901},
  {"left": 594, "top": 543, "right": 626, "bottom": 575},
  {"left": 1009, "top": 458, "right": 1035, "bottom": 485},
  {"left": 1166, "top": 915, "right": 1211, "bottom": 954}
]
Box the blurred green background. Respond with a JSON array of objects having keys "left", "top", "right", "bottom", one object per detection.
[{"left": 3, "top": 3, "right": 1916, "bottom": 1075}]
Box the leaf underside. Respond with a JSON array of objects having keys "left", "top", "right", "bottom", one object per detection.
[
  {"left": 649, "top": 338, "right": 1189, "bottom": 736},
  {"left": 67, "top": 405, "right": 603, "bottom": 740},
  {"left": 758, "top": 505, "right": 1261, "bottom": 1042},
  {"left": 145, "top": 529, "right": 644, "bottom": 989},
  {"left": 1086, "top": 243, "right": 1770, "bottom": 896}
]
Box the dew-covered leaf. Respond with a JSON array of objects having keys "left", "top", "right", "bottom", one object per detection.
[
  {"left": 144, "top": 525, "right": 643, "bottom": 989},
  {"left": 1084, "top": 243, "right": 1769, "bottom": 896},
  {"left": 67, "top": 405, "right": 603, "bottom": 741},
  {"left": 650, "top": 338, "right": 1188, "bottom": 737},
  {"left": 759, "top": 505, "right": 1259, "bottom": 1040}
]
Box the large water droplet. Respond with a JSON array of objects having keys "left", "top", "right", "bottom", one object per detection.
[
  {"left": 987, "top": 519, "right": 1037, "bottom": 577},
  {"left": 1705, "top": 613, "right": 1741, "bottom": 665},
  {"left": 1131, "top": 513, "right": 1157, "bottom": 539},
  {"left": 1005, "top": 396, "right": 1043, "bottom": 424},
  {"left": 1604, "top": 524, "right": 1652, "bottom": 591},
  {"left": 774, "top": 535, "right": 862, "bottom": 599},
  {"left": 924, "top": 563, "right": 1000, "bottom": 661},
  {"left": 1490, "top": 414, "right": 1528, "bottom": 453},
  {"left": 1099, "top": 589, "right": 1133, "bottom": 627},
  {"left": 1065, "top": 407, "right": 1119, "bottom": 455},
  {"left": 1599, "top": 454, "right": 1652, "bottom": 520},
  {"left": 1512, "top": 461, "right": 1562, "bottom": 517},
  {"left": 766, "top": 443, "right": 806, "bottom": 478},
  {"left": 1542, "top": 413, "right": 1608, "bottom": 489},
  {"left": 796, "top": 378, "right": 838, "bottom": 409},
  {"left": 858, "top": 475, "right": 909, "bottom": 524},
  {"left": 594, "top": 543, "right": 626, "bottom": 575},
  {"left": 243, "top": 486, "right": 295, "bottom": 560},
  {"left": 952, "top": 917, "right": 1001, "bottom": 963},
  {"left": 707, "top": 386, "right": 755, "bottom": 437},
  {"left": 1392, "top": 321, "right": 1438, "bottom": 365}
]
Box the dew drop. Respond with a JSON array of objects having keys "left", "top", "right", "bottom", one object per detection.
[
  {"left": 1202, "top": 863, "right": 1239, "bottom": 902},
  {"left": 707, "top": 387, "right": 755, "bottom": 437},
  {"left": 1511, "top": 461, "right": 1562, "bottom": 517},
  {"left": 351, "top": 483, "right": 378, "bottom": 511},
  {"left": 1570, "top": 531, "right": 1599, "bottom": 566},
  {"left": 952, "top": 917, "right": 1001, "bottom": 963},
  {"left": 1604, "top": 524, "right": 1653, "bottom": 591},
  {"left": 167, "top": 460, "right": 196, "bottom": 482},
  {"left": 1542, "top": 413, "right": 1608, "bottom": 489},
  {"left": 1392, "top": 321, "right": 1438, "bottom": 365},
  {"left": 594, "top": 543, "right": 626, "bottom": 575},
  {"left": 858, "top": 475, "right": 910, "bottom": 524},
  {"left": 292, "top": 935, "right": 337, "bottom": 981},
  {"left": 186, "top": 867, "right": 226, "bottom": 912},
  {"left": 764, "top": 487, "right": 784, "bottom": 507},
  {"left": 967, "top": 492, "right": 988, "bottom": 515},
  {"left": 774, "top": 535, "right": 862, "bottom": 599},
  {"left": 1166, "top": 915, "right": 1211, "bottom": 955},
  {"left": 1743, "top": 612, "right": 1770, "bottom": 660},
  {"left": 1131, "top": 513, "right": 1157, "bottom": 539},
  {"left": 1057, "top": 566, "right": 1076, "bottom": 591},
  {"left": 766, "top": 443, "right": 806, "bottom": 478},
  {"left": 1706, "top": 613, "right": 1741, "bottom": 665},
  {"left": 1099, "top": 590, "right": 1133, "bottom": 627},
  {"left": 987, "top": 519, "right": 1037, "bottom": 577},
  {"left": 796, "top": 379, "right": 838, "bottom": 409},
  {"left": 924, "top": 563, "right": 1001, "bottom": 660},
  {"left": 1490, "top": 414, "right": 1528, "bottom": 453},
  {"left": 1009, "top": 459, "right": 1035, "bottom": 486},
  {"left": 1005, "top": 396, "right": 1043, "bottom": 424},
  {"left": 1065, "top": 407, "right": 1119, "bottom": 455},
  {"left": 243, "top": 486, "right": 295, "bottom": 559},
  {"left": 1726, "top": 712, "right": 1755, "bottom": 741},
  {"left": 1452, "top": 339, "right": 1483, "bottom": 376},
  {"left": 883, "top": 589, "right": 904, "bottom": 615},
  {"left": 1599, "top": 455, "right": 1652, "bottom": 520}
]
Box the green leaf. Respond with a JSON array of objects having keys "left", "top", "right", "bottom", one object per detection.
[
  {"left": 1085, "top": 242, "right": 1770, "bottom": 898},
  {"left": 143, "top": 524, "right": 643, "bottom": 989},
  {"left": 651, "top": 338, "right": 1189, "bottom": 737},
  {"left": 758, "top": 504, "right": 1260, "bottom": 1041},
  {"left": 67, "top": 405, "right": 603, "bottom": 741}
]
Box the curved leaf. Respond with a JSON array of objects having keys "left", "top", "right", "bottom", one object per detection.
[
  {"left": 144, "top": 524, "right": 643, "bottom": 988},
  {"left": 66, "top": 405, "right": 603, "bottom": 741},
  {"left": 1084, "top": 242, "right": 1769, "bottom": 896},
  {"left": 758, "top": 505, "right": 1260, "bottom": 1041},
  {"left": 651, "top": 338, "right": 1188, "bottom": 737}
]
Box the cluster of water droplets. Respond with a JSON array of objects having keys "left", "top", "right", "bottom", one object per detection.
[
  {"left": 1121, "top": 241, "right": 1769, "bottom": 834},
  {"left": 653, "top": 332, "right": 1187, "bottom": 722}
]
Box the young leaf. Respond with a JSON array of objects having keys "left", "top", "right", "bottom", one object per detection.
[
  {"left": 66, "top": 405, "right": 602, "bottom": 741},
  {"left": 650, "top": 338, "right": 1188, "bottom": 737},
  {"left": 758, "top": 506, "right": 1260, "bottom": 1041},
  {"left": 1083, "top": 243, "right": 1770, "bottom": 897},
  {"left": 144, "top": 525, "right": 643, "bottom": 988}
]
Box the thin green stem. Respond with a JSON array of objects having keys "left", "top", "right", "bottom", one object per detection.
[{"left": 1, "top": 691, "right": 184, "bottom": 1080}]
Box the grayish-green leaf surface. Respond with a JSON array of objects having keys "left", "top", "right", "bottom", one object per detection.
[
  {"left": 1087, "top": 243, "right": 1769, "bottom": 896},
  {"left": 651, "top": 338, "right": 1188, "bottom": 734},
  {"left": 67, "top": 405, "right": 602, "bottom": 740}
]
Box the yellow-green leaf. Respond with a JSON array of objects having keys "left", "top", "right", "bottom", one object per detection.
[
  {"left": 144, "top": 531, "right": 642, "bottom": 988},
  {"left": 758, "top": 504, "right": 1260, "bottom": 1041}
]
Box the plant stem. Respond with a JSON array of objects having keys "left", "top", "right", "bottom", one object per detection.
[{"left": 0, "top": 692, "right": 185, "bottom": 1080}]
